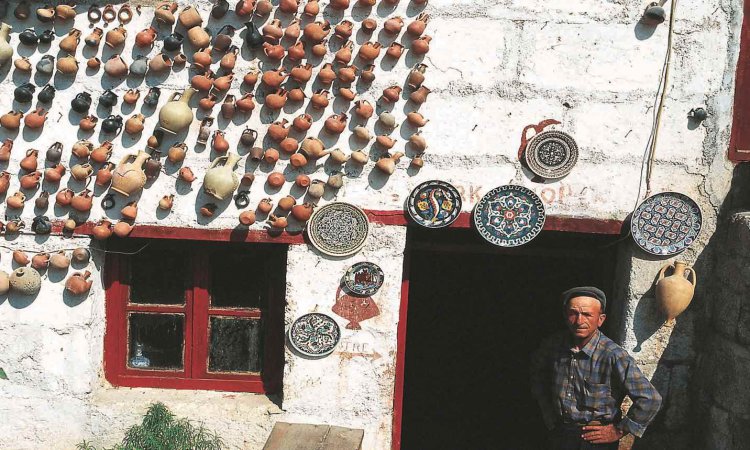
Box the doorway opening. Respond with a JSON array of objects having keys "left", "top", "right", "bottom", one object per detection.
[{"left": 400, "top": 227, "right": 619, "bottom": 450}]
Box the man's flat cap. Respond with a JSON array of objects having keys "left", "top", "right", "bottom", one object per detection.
[{"left": 561, "top": 286, "right": 607, "bottom": 311}]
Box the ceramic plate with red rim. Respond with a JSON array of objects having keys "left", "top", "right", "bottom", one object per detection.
[
  {"left": 407, "top": 180, "right": 462, "bottom": 228},
  {"left": 473, "top": 185, "right": 546, "bottom": 247},
  {"left": 343, "top": 262, "right": 384, "bottom": 296}
]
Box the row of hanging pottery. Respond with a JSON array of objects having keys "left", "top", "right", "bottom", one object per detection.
[{"left": 405, "top": 180, "right": 703, "bottom": 255}]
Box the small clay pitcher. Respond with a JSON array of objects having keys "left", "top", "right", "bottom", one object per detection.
[
  {"left": 91, "top": 141, "right": 114, "bottom": 164},
  {"left": 66, "top": 271, "right": 93, "bottom": 295},
  {"left": 1, "top": 111, "right": 23, "bottom": 130},
  {"left": 92, "top": 220, "right": 113, "bottom": 240},
  {"left": 125, "top": 114, "right": 146, "bottom": 135},
  {"left": 0, "top": 139, "right": 12, "bottom": 161},
  {"left": 20, "top": 171, "right": 41, "bottom": 189},
  {"left": 656, "top": 262, "right": 696, "bottom": 320},
  {"left": 70, "top": 163, "right": 93, "bottom": 181},
  {"left": 20, "top": 149, "right": 39, "bottom": 172},
  {"left": 71, "top": 189, "right": 93, "bottom": 212},
  {"left": 95, "top": 162, "right": 115, "bottom": 187},
  {"left": 136, "top": 27, "right": 157, "bottom": 48},
  {"left": 104, "top": 54, "right": 129, "bottom": 77},
  {"left": 105, "top": 26, "right": 127, "bottom": 48}
]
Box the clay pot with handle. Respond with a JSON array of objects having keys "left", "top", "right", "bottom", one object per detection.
[
  {"left": 66, "top": 270, "right": 93, "bottom": 295},
  {"left": 203, "top": 152, "right": 241, "bottom": 200},
  {"left": 110, "top": 151, "right": 150, "bottom": 197},
  {"left": 655, "top": 261, "right": 696, "bottom": 320}
]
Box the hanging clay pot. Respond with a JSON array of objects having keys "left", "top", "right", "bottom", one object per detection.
[
  {"left": 155, "top": 1, "right": 178, "bottom": 25},
  {"left": 7, "top": 191, "right": 26, "bottom": 209},
  {"left": 212, "top": 131, "right": 230, "bottom": 153},
  {"left": 159, "top": 88, "right": 197, "bottom": 135},
  {"left": 244, "top": 21, "right": 264, "bottom": 49},
  {"left": 163, "top": 31, "right": 184, "bottom": 52},
  {"left": 148, "top": 53, "right": 171, "bottom": 73},
  {"left": 113, "top": 221, "right": 133, "bottom": 238},
  {"left": 0, "top": 23, "right": 12, "bottom": 68},
  {"left": 111, "top": 151, "right": 150, "bottom": 197},
  {"left": 69, "top": 189, "right": 93, "bottom": 212},
  {"left": 85, "top": 27, "right": 103, "bottom": 48},
  {"left": 20, "top": 171, "right": 41, "bottom": 189},
  {"left": 193, "top": 47, "right": 212, "bottom": 71},
  {"left": 159, "top": 194, "right": 175, "bottom": 211},
  {"left": 407, "top": 13, "right": 430, "bottom": 36},
  {"left": 303, "top": 20, "right": 330, "bottom": 42},
  {"left": 324, "top": 113, "right": 347, "bottom": 134},
  {"left": 656, "top": 262, "right": 696, "bottom": 320},
  {"left": 179, "top": 167, "right": 196, "bottom": 183},
  {"left": 359, "top": 41, "right": 382, "bottom": 61},
  {"left": 105, "top": 26, "right": 127, "bottom": 48},
  {"left": 310, "top": 89, "right": 330, "bottom": 109},
  {"left": 125, "top": 114, "right": 146, "bottom": 135},
  {"left": 376, "top": 152, "right": 404, "bottom": 175},
  {"left": 220, "top": 46, "right": 239, "bottom": 70},
  {"left": 20, "top": 148, "right": 39, "bottom": 172},
  {"left": 121, "top": 201, "right": 138, "bottom": 221},
  {"left": 412, "top": 36, "right": 432, "bottom": 55},
  {"left": 265, "top": 89, "right": 288, "bottom": 110},
  {"left": 71, "top": 163, "right": 93, "bottom": 181},
  {"left": 179, "top": 5, "right": 203, "bottom": 29},
  {"left": 79, "top": 115, "right": 98, "bottom": 132},
  {"left": 72, "top": 140, "right": 93, "bottom": 159},
  {"left": 60, "top": 29, "right": 82, "bottom": 54},
  {"left": 293, "top": 114, "right": 313, "bottom": 132},
  {"left": 92, "top": 220, "right": 113, "bottom": 240},
  {"left": 95, "top": 163, "right": 115, "bottom": 187},
  {"left": 10, "top": 267, "right": 41, "bottom": 295},
  {"left": 104, "top": 54, "right": 128, "bottom": 77},
  {"left": 14, "top": 57, "right": 32, "bottom": 72},
  {"left": 1, "top": 111, "right": 23, "bottom": 130},
  {"left": 66, "top": 271, "right": 93, "bottom": 295},
  {"left": 187, "top": 26, "right": 211, "bottom": 49},
  {"left": 38, "top": 84, "right": 56, "bottom": 103},
  {"left": 279, "top": 0, "right": 300, "bottom": 14},
  {"left": 236, "top": 93, "right": 256, "bottom": 113},
  {"left": 168, "top": 143, "right": 188, "bottom": 163},
  {"left": 0, "top": 171, "right": 9, "bottom": 194},
  {"left": 0, "top": 139, "right": 12, "bottom": 161},
  {"left": 299, "top": 137, "right": 328, "bottom": 159},
  {"left": 49, "top": 251, "right": 70, "bottom": 270},
  {"left": 221, "top": 95, "right": 236, "bottom": 119},
  {"left": 285, "top": 19, "right": 302, "bottom": 40},
  {"left": 34, "top": 190, "right": 50, "bottom": 209},
  {"left": 203, "top": 152, "right": 241, "bottom": 200}
]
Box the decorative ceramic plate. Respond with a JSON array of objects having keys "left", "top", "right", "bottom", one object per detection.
[
  {"left": 306, "top": 202, "right": 369, "bottom": 257},
  {"left": 343, "top": 262, "right": 385, "bottom": 296},
  {"left": 631, "top": 192, "right": 702, "bottom": 256},
  {"left": 525, "top": 130, "right": 579, "bottom": 179},
  {"left": 407, "top": 180, "right": 462, "bottom": 228},
  {"left": 288, "top": 313, "right": 341, "bottom": 357},
  {"left": 473, "top": 185, "right": 546, "bottom": 247}
]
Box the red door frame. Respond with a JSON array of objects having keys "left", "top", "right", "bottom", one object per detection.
[{"left": 389, "top": 214, "right": 623, "bottom": 450}]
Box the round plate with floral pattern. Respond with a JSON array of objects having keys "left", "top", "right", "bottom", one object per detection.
[
  {"left": 631, "top": 192, "right": 702, "bottom": 256},
  {"left": 407, "top": 180, "right": 462, "bottom": 228},
  {"left": 473, "top": 185, "right": 546, "bottom": 247},
  {"left": 306, "top": 202, "right": 369, "bottom": 257},
  {"left": 288, "top": 313, "right": 341, "bottom": 358},
  {"left": 525, "top": 130, "right": 579, "bottom": 179},
  {"left": 343, "top": 262, "right": 385, "bottom": 296}
]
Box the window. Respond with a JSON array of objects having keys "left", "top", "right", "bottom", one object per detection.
[{"left": 104, "top": 239, "right": 286, "bottom": 393}]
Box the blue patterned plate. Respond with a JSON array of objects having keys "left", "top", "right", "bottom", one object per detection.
[
  {"left": 343, "top": 262, "right": 384, "bottom": 296},
  {"left": 407, "top": 180, "right": 462, "bottom": 228},
  {"left": 288, "top": 313, "right": 341, "bottom": 358},
  {"left": 473, "top": 185, "right": 546, "bottom": 247},
  {"left": 631, "top": 192, "right": 702, "bottom": 256}
]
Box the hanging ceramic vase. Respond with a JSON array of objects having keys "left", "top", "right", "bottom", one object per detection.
[
  {"left": 158, "top": 88, "right": 197, "bottom": 135},
  {"left": 0, "top": 23, "right": 13, "bottom": 67},
  {"left": 110, "top": 150, "right": 150, "bottom": 197},
  {"left": 244, "top": 22, "right": 264, "bottom": 49},
  {"left": 203, "top": 152, "right": 241, "bottom": 200},
  {"left": 66, "top": 271, "right": 93, "bottom": 295},
  {"left": 655, "top": 261, "right": 696, "bottom": 320}
]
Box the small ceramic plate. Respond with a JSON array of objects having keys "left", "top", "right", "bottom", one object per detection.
[
  {"left": 288, "top": 313, "right": 341, "bottom": 358},
  {"left": 631, "top": 192, "right": 702, "bottom": 256},
  {"left": 343, "top": 262, "right": 385, "bottom": 296},
  {"left": 525, "top": 130, "right": 579, "bottom": 179},
  {"left": 407, "top": 180, "right": 462, "bottom": 228},
  {"left": 473, "top": 185, "right": 546, "bottom": 247},
  {"left": 306, "top": 202, "right": 369, "bottom": 257}
]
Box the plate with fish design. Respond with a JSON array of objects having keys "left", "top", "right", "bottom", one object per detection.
[{"left": 407, "top": 180, "right": 462, "bottom": 228}]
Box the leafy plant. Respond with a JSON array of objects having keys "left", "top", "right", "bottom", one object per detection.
[{"left": 78, "top": 402, "right": 224, "bottom": 450}]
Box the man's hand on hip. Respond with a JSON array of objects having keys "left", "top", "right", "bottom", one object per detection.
[{"left": 581, "top": 424, "right": 624, "bottom": 444}]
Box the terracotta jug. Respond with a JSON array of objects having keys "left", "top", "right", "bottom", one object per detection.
[
  {"left": 168, "top": 143, "right": 188, "bottom": 163},
  {"left": 95, "top": 163, "right": 115, "bottom": 187},
  {"left": 104, "top": 54, "right": 129, "bottom": 77},
  {"left": 220, "top": 46, "right": 239, "bottom": 71},
  {"left": 212, "top": 131, "right": 230, "bottom": 153},
  {"left": 24, "top": 108, "right": 48, "bottom": 129},
  {"left": 7, "top": 191, "right": 25, "bottom": 209},
  {"left": 136, "top": 27, "right": 157, "bottom": 48},
  {"left": 179, "top": 5, "right": 203, "bottom": 28},
  {"left": 20, "top": 171, "right": 41, "bottom": 189},
  {"left": 0, "top": 23, "right": 13, "bottom": 68},
  {"left": 92, "top": 220, "right": 112, "bottom": 240},
  {"left": 334, "top": 20, "right": 353, "bottom": 39},
  {"left": 72, "top": 140, "right": 93, "bottom": 159},
  {"left": 124, "top": 89, "right": 141, "bottom": 105},
  {"left": 656, "top": 262, "right": 696, "bottom": 320},
  {"left": 1, "top": 111, "right": 23, "bottom": 130},
  {"left": 279, "top": 0, "right": 299, "bottom": 13},
  {"left": 193, "top": 47, "right": 212, "bottom": 71},
  {"left": 290, "top": 63, "right": 313, "bottom": 82},
  {"left": 125, "top": 114, "right": 146, "bottom": 135},
  {"left": 303, "top": 20, "right": 330, "bottom": 43},
  {"left": 20, "top": 148, "right": 38, "bottom": 172},
  {"left": 187, "top": 26, "right": 211, "bottom": 49},
  {"left": 105, "top": 26, "right": 127, "bottom": 48},
  {"left": 154, "top": 1, "right": 178, "bottom": 24},
  {"left": 0, "top": 171, "right": 10, "bottom": 194},
  {"left": 236, "top": 93, "right": 255, "bottom": 112},
  {"left": 203, "top": 152, "right": 241, "bottom": 200},
  {"left": 121, "top": 201, "right": 138, "bottom": 220},
  {"left": 285, "top": 19, "right": 301, "bottom": 40},
  {"left": 159, "top": 88, "right": 197, "bottom": 135},
  {"left": 288, "top": 41, "right": 305, "bottom": 61},
  {"left": 49, "top": 251, "right": 70, "bottom": 270},
  {"left": 60, "top": 29, "right": 82, "bottom": 54},
  {"left": 91, "top": 141, "right": 113, "bottom": 164},
  {"left": 0, "top": 139, "right": 12, "bottom": 161},
  {"left": 311, "top": 89, "right": 333, "bottom": 107},
  {"left": 66, "top": 270, "right": 93, "bottom": 294},
  {"left": 407, "top": 13, "right": 430, "bottom": 36},
  {"left": 71, "top": 189, "right": 93, "bottom": 212},
  {"left": 111, "top": 150, "right": 150, "bottom": 197},
  {"left": 408, "top": 63, "right": 427, "bottom": 88},
  {"left": 376, "top": 152, "right": 404, "bottom": 175},
  {"left": 71, "top": 163, "right": 93, "bottom": 181},
  {"left": 85, "top": 28, "right": 104, "bottom": 48}
]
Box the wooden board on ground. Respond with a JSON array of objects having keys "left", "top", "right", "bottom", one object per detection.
[{"left": 263, "top": 422, "right": 364, "bottom": 450}]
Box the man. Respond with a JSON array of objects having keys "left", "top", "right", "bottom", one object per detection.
[{"left": 530, "top": 287, "right": 662, "bottom": 449}]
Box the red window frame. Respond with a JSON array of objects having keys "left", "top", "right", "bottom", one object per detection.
[
  {"left": 104, "top": 241, "right": 286, "bottom": 393},
  {"left": 729, "top": 0, "right": 750, "bottom": 162}
]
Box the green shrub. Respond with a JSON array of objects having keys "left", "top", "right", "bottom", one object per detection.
[{"left": 77, "top": 402, "right": 224, "bottom": 450}]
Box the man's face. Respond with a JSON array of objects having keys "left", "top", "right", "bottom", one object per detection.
[{"left": 564, "top": 296, "right": 606, "bottom": 341}]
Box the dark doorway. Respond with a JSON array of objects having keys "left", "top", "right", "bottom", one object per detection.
[{"left": 400, "top": 227, "right": 619, "bottom": 450}]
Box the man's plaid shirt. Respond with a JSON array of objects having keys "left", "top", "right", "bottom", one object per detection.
[{"left": 530, "top": 329, "right": 662, "bottom": 437}]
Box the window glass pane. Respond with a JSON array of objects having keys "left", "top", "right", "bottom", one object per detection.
[
  {"left": 129, "top": 247, "right": 186, "bottom": 305},
  {"left": 210, "top": 252, "right": 268, "bottom": 308},
  {"left": 128, "top": 313, "right": 184, "bottom": 370},
  {"left": 208, "top": 317, "right": 263, "bottom": 373}
]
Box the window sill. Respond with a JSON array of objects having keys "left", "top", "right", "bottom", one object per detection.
[{"left": 106, "top": 372, "right": 280, "bottom": 394}]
